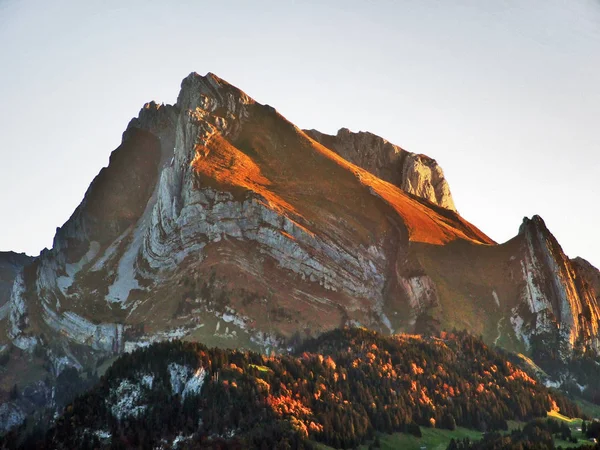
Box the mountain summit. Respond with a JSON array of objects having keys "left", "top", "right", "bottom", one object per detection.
[{"left": 0, "top": 72, "right": 598, "bottom": 431}]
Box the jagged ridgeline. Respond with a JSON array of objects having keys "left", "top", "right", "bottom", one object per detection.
[{"left": 5, "top": 329, "right": 582, "bottom": 449}]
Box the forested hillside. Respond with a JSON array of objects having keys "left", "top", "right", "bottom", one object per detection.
[{"left": 1, "top": 329, "right": 584, "bottom": 449}]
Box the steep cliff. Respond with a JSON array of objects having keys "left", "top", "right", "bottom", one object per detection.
[
  {"left": 0, "top": 252, "right": 33, "bottom": 357},
  {"left": 411, "top": 215, "right": 600, "bottom": 360},
  {"left": 572, "top": 257, "right": 600, "bottom": 297},
  {"left": 0, "top": 252, "right": 32, "bottom": 311},
  {"left": 514, "top": 216, "right": 600, "bottom": 355},
  {"left": 305, "top": 128, "right": 457, "bottom": 212}
]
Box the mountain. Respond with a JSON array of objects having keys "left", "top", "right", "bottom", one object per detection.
[
  {"left": 2, "top": 329, "right": 583, "bottom": 449},
  {"left": 305, "top": 127, "right": 457, "bottom": 212},
  {"left": 0, "top": 72, "right": 599, "bottom": 431}
]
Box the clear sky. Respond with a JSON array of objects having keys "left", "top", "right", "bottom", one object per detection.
[{"left": 1, "top": 0, "right": 599, "bottom": 267}]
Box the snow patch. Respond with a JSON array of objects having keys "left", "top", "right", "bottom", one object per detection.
[
  {"left": 109, "top": 379, "right": 148, "bottom": 420},
  {"left": 56, "top": 241, "right": 100, "bottom": 295},
  {"left": 211, "top": 308, "right": 250, "bottom": 335},
  {"left": 106, "top": 149, "right": 165, "bottom": 304},
  {"left": 173, "top": 434, "right": 194, "bottom": 448},
  {"left": 8, "top": 272, "right": 38, "bottom": 352},
  {"left": 380, "top": 312, "right": 394, "bottom": 334},
  {"left": 105, "top": 232, "right": 142, "bottom": 303},
  {"left": 492, "top": 290, "right": 500, "bottom": 307},
  {"left": 90, "top": 229, "right": 131, "bottom": 272},
  {"left": 94, "top": 430, "right": 111, "bottom": 440},
  {"left": 141, "top": 374, "right": 154, "bottom": 389},
  {"left": 168, "top": 363, "right": 190, "bottom": 394},
  {"left": 182, "top": 368, "right": 206, "bottom": 399},
  {"left": 250, "top": 331, "right": 283, "bottom": 354},
  {"left": 168, "top": 363, "right": 206, "bottom": 400},
  {"left": 0, "top": 402, "right": 26, "bottom": 433},
  {"left": 510, "top": 309, "right": 530, "bottom": 349},
  {"left": 221, "top": 312, "right": 247, "bottom": 329}
]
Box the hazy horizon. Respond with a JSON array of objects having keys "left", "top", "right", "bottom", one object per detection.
[{"left": 1, "top": 0, "right": 599, "bottom": 267}]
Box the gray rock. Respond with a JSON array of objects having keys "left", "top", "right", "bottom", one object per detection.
[{"left": 305, "top": 128, "right": 456, "bottom": 212}]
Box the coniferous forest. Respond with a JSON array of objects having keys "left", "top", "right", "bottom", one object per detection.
[{"left": 0, "top": 328, "right": 589, "bottom": 449}]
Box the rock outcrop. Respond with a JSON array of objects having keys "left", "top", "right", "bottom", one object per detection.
[
  {"left": 305, "top": 128, "right": 457, "bottom": 212},
  {"left": 571, "top": 257, "right": 600, "bottom": 296},
  {"left": 511, "top": 216, "right": 600, "bottom": 355},
  {"left": 0, "top": 252, "right": 32, "bottom": 310}
]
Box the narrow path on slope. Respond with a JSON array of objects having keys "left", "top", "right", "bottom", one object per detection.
[{"left": 494, "top": 317, "right": 505, "bottom": 346}]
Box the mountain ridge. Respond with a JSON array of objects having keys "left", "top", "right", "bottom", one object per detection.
[
  {"left": 0, "top": 71, "right": 598, "bottom": 433},
  {"left": 305, "top": 127, "right": 457, "bottom": 213}
]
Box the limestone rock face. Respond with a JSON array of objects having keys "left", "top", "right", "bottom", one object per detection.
[
  {"left": 0, "top": 252, "right": 32, "bottom": 312},
  {"left": 571, "top": 257, "right": 600, "bottom": 295},
  {"left": 305, "top": 128, "right": 457, "bottom": 212},
  {"left": 511, "top": 216, "right": 600, "bottom": 355}
]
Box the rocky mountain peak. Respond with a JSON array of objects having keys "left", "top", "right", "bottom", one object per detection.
[
  {"left": 305, "top": 127, "right": 457, "bottom": 212},
  {"left": 2, "top": 72, "right": 600, "bottom": 435},
  {"left": 514, "top": 214, "right": 600, "bottom": 356},
  {"left": 519, "top": 214, "right": 548, "bottom": 235},
  {"left": 123, "top": 101, "right": 178, "bottom": 143},
  {"left": 176, "top": 71, "right": 254, "bottom": 114},
  {"left": 0, "top": 251, "right": 32, "bottom": 265}
]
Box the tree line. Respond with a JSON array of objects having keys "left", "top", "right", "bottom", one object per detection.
[{"left": 1, "top": 328, "right": 585, "bottom": 449}]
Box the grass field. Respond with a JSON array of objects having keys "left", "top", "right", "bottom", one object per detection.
[
  {"left": 548, "top": 409, "right": 582, "bottom": 425},
  {"left": 311, "top": 427, "right": 483, "bottom": 450},
  {"left": 359, "top": 427, "right": 483, "bottom": 450},
  {"left": 248, "top": 363, "right": 271, "bottom": 373},
  {"left": 312, "top": 411, "right": 592, "bottom": 450},
  {"left": 545, "top": 410, "right": 590, "bottom": 449}
]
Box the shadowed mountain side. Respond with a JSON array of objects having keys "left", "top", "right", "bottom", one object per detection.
[{"left": 0, "top": 252, "right": 32, "bottom": 313}]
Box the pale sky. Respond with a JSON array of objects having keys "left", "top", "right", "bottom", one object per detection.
[{"left": 1, "top": 0, "right": 599, "bottom": 268}]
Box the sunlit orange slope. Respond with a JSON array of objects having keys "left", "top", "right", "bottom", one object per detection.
[{"left": 192, "top": 100, "right": 494, "bottom": 247}]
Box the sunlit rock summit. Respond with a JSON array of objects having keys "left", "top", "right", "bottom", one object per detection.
[{"left": 305, "top": 128, "right": 457, "bottom": 212}]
